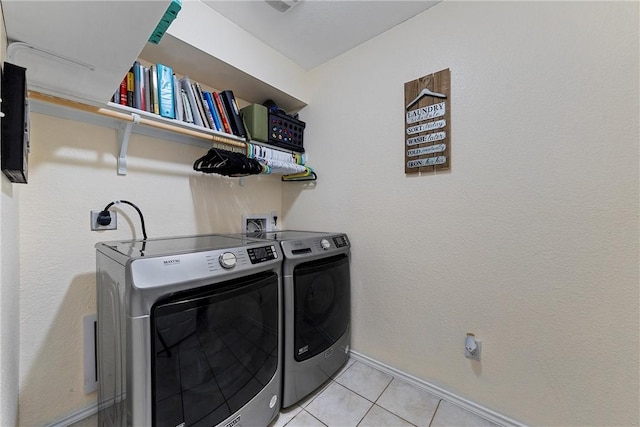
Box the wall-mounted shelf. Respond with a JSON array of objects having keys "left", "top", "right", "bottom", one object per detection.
[
  {"left": 28, "top": 91, "right": 317, "bottom": 182},
  {"left": 29, "top": 91, "right": 246, "bottom": 175},
  {"left": 106, "top": 102, "right": 246, "bottom": 175}
]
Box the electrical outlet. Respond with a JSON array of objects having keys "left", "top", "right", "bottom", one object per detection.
[
  {"left": 91, "top": 210, "right": 117, "bottom": 231},
  {"left": 465, "top": 336, "right": 481, "bottom": 361}
]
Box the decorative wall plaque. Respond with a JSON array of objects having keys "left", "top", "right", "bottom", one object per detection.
[{"left": 404, "top": 69, "right": 451, "bottom": 174}]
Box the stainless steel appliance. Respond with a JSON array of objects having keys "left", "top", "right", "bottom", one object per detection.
[
  {"left": 246, "top": 231, "right": 351, "bottom": 408},
  {"left": 96, "top": 234, "right": 283, "bottom": 427}
]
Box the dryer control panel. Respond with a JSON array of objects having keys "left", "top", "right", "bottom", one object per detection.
[{"left": 247, "top": 245, "right": 279, "bottom": 264}]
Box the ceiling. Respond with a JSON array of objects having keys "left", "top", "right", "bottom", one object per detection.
[{"left": 201, "top": 0, "right": 440, "bottom": 70}]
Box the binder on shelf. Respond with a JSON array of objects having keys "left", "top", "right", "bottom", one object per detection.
[
  {"left": 157, "top": 63, "right": 175, "bottom": 119},
  {"left": 172, "top": 74, "right": 184, "bottom": 122},
  {"left": 220, "top": 90, "right": 246, "bottom": 138},
  {"left": 180, "top": 76, "right": 203, "bottom": 127},
  {"left": 213, "top": 91, "right": 232, "bottom": 134}
]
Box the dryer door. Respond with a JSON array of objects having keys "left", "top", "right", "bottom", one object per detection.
[
  {"left": 293, "top": 254, "right": 350, "bottom": 361},
  {"left": 150, "top": 271, "right": 279, "bottom": 427}
]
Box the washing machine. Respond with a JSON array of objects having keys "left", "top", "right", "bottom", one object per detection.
[
  {"left": 245, "top": 230, "right": 351, "bottom": 408},
  {"left": 95, "top": 234, "right": 283, "bottom": 427}
]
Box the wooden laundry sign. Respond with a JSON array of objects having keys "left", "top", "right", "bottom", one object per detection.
[{"left": 404, "top": 69, "right": 451, "bottom": 174}]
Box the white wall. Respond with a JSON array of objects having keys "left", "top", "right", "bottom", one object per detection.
[
  {"left": 283, "top": 1, "right": 639, "bottom": 426},
  {"left": 17, "top": 114, "right": 283, "bottom": 425},
  {"left": 0, "top": 5, "right": 21, "bottom": 425}
]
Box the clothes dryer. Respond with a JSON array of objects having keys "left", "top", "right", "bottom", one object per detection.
[
  {"left": 95, "top": 234, "right": 283, "bottom": 427},
  {"left": 246, "top": 231, "right": 351, "bottom": 408}
]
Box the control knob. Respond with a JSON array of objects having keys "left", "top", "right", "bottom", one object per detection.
[
  {"left": 219, "top": 252, "right": 237, "bottom": 269},
  {"left": 320, "top": 239, "right": 331, "bottom": 250}
]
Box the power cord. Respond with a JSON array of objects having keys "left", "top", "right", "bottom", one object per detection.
[{"left": 98, "top": 200, "right": 148, "bottom": 240}]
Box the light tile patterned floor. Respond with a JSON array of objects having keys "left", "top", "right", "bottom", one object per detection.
[
  {"left": 269, "top": 358, "right": 499, "bottom": 427},
  {"left": 71, "top": 358, "right": 498, "bottom": 427}
]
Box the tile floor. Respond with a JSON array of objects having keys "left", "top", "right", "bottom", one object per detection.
[
  {"left": 70, "top": 358, "right": 499, "bottom": 427},
  {"left": 268, "top": 358, "right": 498, "bottom": 427}
]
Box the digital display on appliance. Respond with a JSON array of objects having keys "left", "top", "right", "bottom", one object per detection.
[
  {"left": 247, "top": 245, "right": 276, "bottom": 264},
  {"left": 253, "top": 247, "right": 267, "bottom": 258}
]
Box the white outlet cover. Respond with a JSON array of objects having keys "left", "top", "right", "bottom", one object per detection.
[{"left": 242, "top": 214, "right": 272, "bottom": 233}]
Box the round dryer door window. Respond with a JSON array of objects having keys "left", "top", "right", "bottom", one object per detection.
[{"left": 293, "top": 254, "right": 350, "bottom": 361}]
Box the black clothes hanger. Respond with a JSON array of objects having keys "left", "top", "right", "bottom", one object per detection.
[{"left": 194, "top": 148, "right": 263, "bottom": 177}]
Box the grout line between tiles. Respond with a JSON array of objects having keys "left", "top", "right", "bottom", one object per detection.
[
  {"left": 373, "top": 375, "right": 394, "bottom": 405},
  {"left": 370, "top": 377, "right": 424, "bottom": 427},
  {"left": 333, "top": 361, "right": 394, "bottom": 405},
  {"left": 337, "top": 368, "right": 418, "bottom": 427},
  {"left": 358, "top": 403, "right": 419, "bottom": 427},
  {"left": 428, "top": 399, "right": 443, "bottom": 427},
  {"left": 356, "top": 404, "right": 376, "bottom": 427},
  {"left": 332, "top": 376, "right": 379, "bottom": 405},
  {"left": 304, "top": 408, "right": 329, "bottom": 427}
]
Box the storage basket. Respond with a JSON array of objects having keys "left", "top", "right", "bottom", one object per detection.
[
  {"left": 268, "top": 112, "right": 305, "bottom": 152},
  {"left": 240, "top": 104, "right": 269, "bottom": 142}
]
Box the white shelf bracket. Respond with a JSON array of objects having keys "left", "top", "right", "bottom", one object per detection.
[{"left": 117, "top": 113, "right": 140, "bottom": 175}]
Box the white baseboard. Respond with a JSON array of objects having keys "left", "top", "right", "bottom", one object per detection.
[
  {"left": 46, "top": 403, "right": 97, "bottom": 427},
  {"left": 349, "top": 350, "right": 526, "bottom": 427}
]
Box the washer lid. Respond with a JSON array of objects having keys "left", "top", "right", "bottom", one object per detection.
[{"left": 100, "top": 234, "right": 262, "bottom": 259}]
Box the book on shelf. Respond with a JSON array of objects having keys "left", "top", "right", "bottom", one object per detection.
[
  {"left": 194, "top": 82, "right": 217, "bottom": 131},
  {"left": 156, "top": 63, "right": 175, "bottom": 119},
  {"left": 118, "top": 75, "right": 127, "bottom": 105},
  {"left": 172, "top": 74, "right": 184, "bottom": 122},
  {"left": 143, "top": 66, "right": 150, "bottom": 112},
  {"left": 203, "top": 91, "right": 223, "bottom": 132},
  {"left": 220, "top": 90, "right": 247, "bottom": 138},
  {"left": 181, "top": 89, "right": 194, "bottom": 123},
  {"left": 126, "top": 66, "right": 135, "bottom": 107},
  {"left": 190, "top": 82, "right": 210, "bottom": 129},
  {"left": 212, "top": 91, "right": 232, "bottom": 134},
  {"left": 132, "top": 62, "right": 141, "bottom": 109},
  {"left": 150, "top": 65, "right": 160, "bottom": 115},
  {"left": 112, "top": 61, "right": 253, "bottom": 141},
  {"left": 140, "top": 65, "right": 147, "bottom": 111},
  {"left": 147, "top": 67, "right": 154, "bottom": 112},
  {"left": 180, "top": 76, "right": 204, "bottom": 127}
]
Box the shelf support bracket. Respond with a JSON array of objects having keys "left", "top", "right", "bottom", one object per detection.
[{"left": 117, "top": 113, "right": 141, "bottom": 175}]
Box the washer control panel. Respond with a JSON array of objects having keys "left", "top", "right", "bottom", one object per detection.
[
  {"left": 218, "top": 252, "right": 237, "bottom": 269},
  {"left": 247, "top": 245, "right": 279, "bottom": 264}
]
